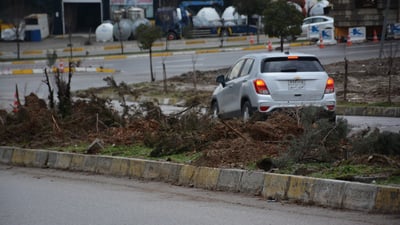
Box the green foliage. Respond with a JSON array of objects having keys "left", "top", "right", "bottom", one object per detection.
[
  {"left": 233, "top": 0, "right": 269, "bottom": 17},
  {"left": 136, "top": 24, "right": 163, "bottom": 50},
  {"left": 263, "top": 0, "right": 303, "bottom": 42},
  {"left": 46, "top": 50, "right": 58, "bottom": 67}
]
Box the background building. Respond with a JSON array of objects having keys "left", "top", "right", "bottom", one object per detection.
[{"left": 330, "top": 0, "right": 400, "bottom": 40}]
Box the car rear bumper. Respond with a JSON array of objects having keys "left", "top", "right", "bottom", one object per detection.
[{"left": 255, "top": 98, "right": 336, "bottom": 113}]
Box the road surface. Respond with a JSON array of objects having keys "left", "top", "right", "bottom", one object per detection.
[{"left": 1, "top": 165, "right": 398, "bottom": 225}]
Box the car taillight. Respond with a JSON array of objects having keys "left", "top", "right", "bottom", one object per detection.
[
  {"left": 327, "top": 105, "right": 335, "bottom": 111},
  {"left": 324, "top": 77, "right": 334, "bottom": 94},
  {"left": 253, "top": 79, "right": 270, "bottom": 95}
]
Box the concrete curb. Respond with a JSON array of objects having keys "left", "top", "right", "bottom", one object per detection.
[
  {"left": 1, "top": 146, "right": 398, "bottom": 214},
  {"left": 336, "top": 106, "right": 400, "bottom": 117},
  {"left": 0, "top": 66, "right": 118, "bottom": 75}
]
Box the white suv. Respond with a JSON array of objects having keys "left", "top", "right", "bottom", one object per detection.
[{"left": 210, "top": 52, "right": 336, "bottom": 121}]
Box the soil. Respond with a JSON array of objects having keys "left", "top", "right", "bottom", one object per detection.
[{"left": 0, "top": 57, "right": 399, "bottom": 178}]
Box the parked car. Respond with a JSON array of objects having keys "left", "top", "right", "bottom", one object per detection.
[
  {"left": 301, "top": 15, "right": 334, "bottom": 39},
  {"left": 210, "top": 52, "right": 336, "bottom": 121}
]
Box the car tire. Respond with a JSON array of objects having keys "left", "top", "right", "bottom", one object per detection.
[
  {"left": 211, "top": 101, "right": 219, "bottom": 119},
  {"left": 241, "top": 101, "right": 252, "bottom": 122},
  {"left": 167, "top": 32, "right": 177, "bottom": 40}
]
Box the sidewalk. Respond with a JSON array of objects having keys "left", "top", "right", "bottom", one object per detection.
[{"left": 0, "top": 34, "right": 299, "bottom": 61}]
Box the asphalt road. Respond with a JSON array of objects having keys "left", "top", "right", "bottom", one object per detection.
[{"left": 1, "top": 165, "right": 398, "bottom": 225}]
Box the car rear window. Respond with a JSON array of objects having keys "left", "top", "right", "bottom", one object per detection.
[{"left": 261, "top": 57, "right": 324, "bottom": 72}]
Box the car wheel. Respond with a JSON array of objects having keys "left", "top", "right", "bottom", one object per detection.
[
  {"left": 241, "top": 101, "right": 252, "bottom": 122},
  {"left": 210, "top": 101, "right": 219, "bottom": 119},
  {"left": 167, "top": 32, "right": 177, "bottom": 40}
]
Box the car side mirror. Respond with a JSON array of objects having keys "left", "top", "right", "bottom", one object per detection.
[{"left": 216, "top": 74, "right": 226, "bottom": 87}]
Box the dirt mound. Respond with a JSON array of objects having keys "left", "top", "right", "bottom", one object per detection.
[{"left": 192, "top": 113, "right": 302, "bottom": 168}]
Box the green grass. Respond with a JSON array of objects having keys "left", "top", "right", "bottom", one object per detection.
[
  {"left": 309, "top": 164, "right": 383, "bottom": 179},
  {"left": 57, "top": 143, "right": 202, "bottom": 164},
  {"left": 377, "top": 175, "right": 400, "bottom": 186}
]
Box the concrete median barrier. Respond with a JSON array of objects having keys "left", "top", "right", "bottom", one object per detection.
[
  {"left": 239, "top": 170, "right": 266, "bottom": 195},
  {"left": 217, "top": 168, "right": 243, "bottom": 192},
  {"left": 374, "top": 185, "right": 400, "bottom": 213},
  {"left": 70, "top": 154, "right": 86, "bottom": 171},
  {"left": 47, "top": 151, "right": 73, "bottom": 170},
  {"left": 10, "top": 147, "right": 26, "bottom": 166},
  {"left": 127, "top": 158, "right": 146, "bottom": 179},
  {"left": 312, "top": 179, "right": 346, "bottom": 209},
  {"left": 82, "top": 154, "right": 98, "bottom": 173},
  {"left": 287, "top": 176, "right": 317, "bottom": 203},
  {"left": 25, "top": 149, "right": 48, "bottom": 168},
  {"left": 95, "top": 156, "right": 113, "bottom": 174},
  {"left": 0, "top": 146, "right": 14, "bottom": 164},
  {"left": 178, "top": 164, "right": 197, "bottom": 186},
  {"left": 1, "top": 146, "right": 399, "bottom": 214},
  {"left": 109, "top": 157, "right": 130, "bottom": 177},
  {"left": 193, "top": 167, "right": 220, "bottom": 190},
  {"left": 342, "top": 182, "right": 378, "bottom": 211},
  {"left": 158, "top": 162, "right": 182, "bottom": 184},
  {"left": 262, "top": 173, "right": 291, "bottom": 200},
  {"left": 143, "top": 160, "right": 163, "bottom": 180}
]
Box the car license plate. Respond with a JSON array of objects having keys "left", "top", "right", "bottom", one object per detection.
[{"left": 288, "top": 80, "right": 304, "bottom": 89}]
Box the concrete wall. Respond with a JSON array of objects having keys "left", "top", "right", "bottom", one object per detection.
[
  {"left": 1, "top": 146, "right": 399, "bottom": 214},
  {"left": 331, "top": 0, "right": 399, "bottom": 27}
]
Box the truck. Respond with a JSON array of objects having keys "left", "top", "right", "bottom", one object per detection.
[{"left": 155, "top": 0, "right": 258, "bottom": 40}]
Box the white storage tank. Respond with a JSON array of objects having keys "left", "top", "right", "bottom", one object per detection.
[
  {"left": 127, "top": 7, "right": 145, "bottom": 21},
  {"left": 131, "top": 18, "right": 151, "bottom": 39},
  {"left": 113, "top": 19, "right": 132, "bottom": 41},
  {"left": 194, "top": 7, "right": 221, "bottom": 27},
  {"left": 95, "top": 21, "right": 113, "bottom": 42}
]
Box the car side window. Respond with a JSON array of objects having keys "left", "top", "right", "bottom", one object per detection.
[
  {"left": 303, "top": 18, "right": 312, "bottom": 25},
  {"left": 226, "top": 59, "right": 245, "bottom": 81},
  {"left": 240, "top": 59, "right": 254, "bottom": 76}
]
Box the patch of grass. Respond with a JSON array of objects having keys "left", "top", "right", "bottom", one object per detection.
[
  {"left": 101, "top": 145, "right": 152, "bottom": 158},
  {"left": 377, "top": 175, "right": 400, "bottom": 186},
  {"left": 158, "top": 151, "right": 203, "bottom": 164},
  {"left": 57, "top": 143, "right": 202, "bottom": 164},
  {"left": 56, "top": 143, "right": 88, "bottom": 153},
  {"left": 309, "top": 164, "right": 393, "bottom": 180}
]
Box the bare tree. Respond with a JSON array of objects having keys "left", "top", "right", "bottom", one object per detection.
[
  {"left": 43, "top": 50, "right": 58, "bottom": 109},
  {"left": 191, "top": 54, "right": 198, "bottom": 91},
  {"left": 1, "top": 0, "right": 27, "bottom": 59},
  {"left": 162, "top": 56, "right": 168, "bottom": 93},
  {"left": 382, "top": 43, "right": 399, "bottom": 104}
]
